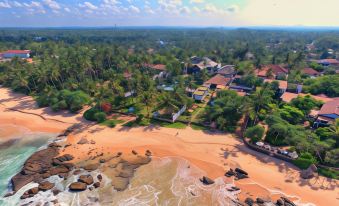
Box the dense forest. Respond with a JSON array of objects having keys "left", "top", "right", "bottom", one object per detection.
[{"left": 0, "top": 28, "right": 338, "bottom": 178}]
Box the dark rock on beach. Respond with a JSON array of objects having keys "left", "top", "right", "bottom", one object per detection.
[
  {"left": 77, "top": 137, "right": 89, "bottom": 145},
  {"left": 256, "top": 197, "right": 265, "bottom": 204},
  {"left": 11, "top": 146, "right": 59, "bottom": 192},
  {"left": 69, "top": 182, "right": 87, "bottom": 191},
  {"left": 83, "top": 163, "right": 100, "bottom": 171},
  {"left": 245, "top": 197, "right": 254, "bottom": 206},
  {"left": 200, "top": 176, "right": 215, "bottom": 185},
  {"left": 235, "top": 168, "right": 248, "bottom": 176},
  {"left": 97, "top": 174, "right": 103, "bottom": 182},
  {"left": 38, "top": 181, "right": 55, "bottom": 191},
  {"left": 93, "top": 182, "right": 100, "bottom": 188},
  {"left": 225, "top": 168, "right": 236, "bottom": 177},
  {"left": 78, "top": 175, "right": 94, "bottom": 185}
]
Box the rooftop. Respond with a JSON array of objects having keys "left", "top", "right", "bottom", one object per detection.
[
  {"left": 281, "top": 92, "right": 334, "bottom": 103},
  {"left": 256, "top": 64, "right": 289, "bottom": 78},
  {"left": 3, "top": 50, "right": 31, "bottom": 54},
  {"left": 264, "top": 79, "right": 288, "bottom": 90},
  {"left": 205, "top": 74, "right": 231, "bottom": 86},
  {"left": 319, "top": 99, "right": 339, "bottom": 116},
  {"left": 302, "top": 68, "right": 320, "bottom": 76}
]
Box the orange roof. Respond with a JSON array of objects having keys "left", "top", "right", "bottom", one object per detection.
[
  {"left": 319, "top": 99, "right": 339, "bottom": 116},
  {"left": 4, "top": 50, "right": 30, "bottom": 54},
  {"left": 302, "top": 68, "right": 320, "bottom": 76},
  {"left": 318, "top": 59, "right": 339, "bottom": 64},
  {"left": 256, "top": 65, "right": 288, "bottom": 78},
  {"left": 143, "top": 64, "right": 166, "bottom": 71},
  {"left": 281, "top": 92, "right": 334, "bottom": 103},
  {"left": 205, "top": 74, "right": 231, "bottom": 86},
  {"left": 264, "top": 79, "right": 288, "bottom": 90}
]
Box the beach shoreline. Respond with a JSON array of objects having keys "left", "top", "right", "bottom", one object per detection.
[{"left": 0, "top": 87, "right": 338, "bottom": 206}]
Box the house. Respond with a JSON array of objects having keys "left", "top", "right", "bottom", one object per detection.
[
  {"left": 216, "top": 65, "right": 236, "bottom": 77},
  {"left": 255, "top": 65, "right": 288, "bottom": 79},
  {"left": 143, "top": 64, "right": 168, "bottom": 79},
  {"left": 302, "top": 68, "right": 320, "bottom": 78},
  {"left": 193, "top": 87, "right": 209, "bottom": 101},
  {"left": 264, "top": 79, "right": 288, "bottom": 94},
  {"left": 187, "top": 56, "right": 221, "bottom": 74},
  {"left": 317, "top": 59, "right": 339, "bottom": 67},
  {"left": 2, "top": 50, "right": 30, "bottom": 59},
  {"left": 280, "top": 92, "right": 334, "bottom": 103},
  {"left": 315, "top": 99, "right": 339, "bottom": 126},
  {"left": 204, "top": 74, "right": 231, "bottom": 89}
]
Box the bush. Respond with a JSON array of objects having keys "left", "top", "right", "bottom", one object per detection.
[
  {"left": 293, "top": 152, "right": 317, "bottom": 169},
  {"left": 245, "top": 125, "right": 265, "bottom": 143},
  {"left": 83, "top": 107, "right": 100, "bottom": 121},
  {"left": 94, "top": 112, "right": 107, "bottom": 123}
]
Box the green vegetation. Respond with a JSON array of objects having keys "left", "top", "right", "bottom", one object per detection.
[
  {"left": 245, "top": 125, "right": 265, "bottom": 143},
  {"left": 100, "top": 119, "right": 125, "bottom": 128},
  {"left": 0, "top": 28, "right": 338, "bottom": 178},
  {"left": 205, "top": 90, "right": 247, "bottom": 132}
]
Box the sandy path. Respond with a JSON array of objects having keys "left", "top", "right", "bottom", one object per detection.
[{"left": 1, "top": 87, "right": 338, "bottom": 206}]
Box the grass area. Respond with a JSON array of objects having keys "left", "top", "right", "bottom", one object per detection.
[
  {"left": 100, "top": 119, "right": 125, "bottom": 128},
  {"left": 318, "top": 167, "right": 339, "bottom": 180},
  {"left": 151, "top": 119, "right": 187, "bottom": 129},
  {"left": 190, "top": 124, "right": 208, "bottom": 131}
]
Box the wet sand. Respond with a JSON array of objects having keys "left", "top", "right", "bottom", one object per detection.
[{"left": 1, "top": 87, "right": 338, "bottom": 206}]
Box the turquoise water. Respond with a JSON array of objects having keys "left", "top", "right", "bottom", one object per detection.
[{"left": 0, "top": 127, "right": 55, "bottom": 205}]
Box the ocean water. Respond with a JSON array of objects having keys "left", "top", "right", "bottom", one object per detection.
[{"left": 0, "top": 125, "right": 56, "bottom": 206}]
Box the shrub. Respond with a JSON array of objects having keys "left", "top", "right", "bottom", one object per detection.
[
  {"left": 293, "top": 152, "right": 317, "bottom": 169},
  {"left": 83, "top": 107, "right": 99, "bottom": 121},
  {"left": 245, "top": 125, "right": 265, "bottom": 143},
  {"left": 94, "top": 112, "right": 107, "bottom": 123}
]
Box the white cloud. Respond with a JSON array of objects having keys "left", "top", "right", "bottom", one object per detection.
[
  {"left": 43, "top": 0, "right": 61, "bottom": 10},
  {"left": 79, "top": 2, "right": 98, "bottom": 10},
  {"left": 0, "top": 1, "right": 11, "bottom": 8},
  {"left": 12, "top": 1, "right": 22, "bottom": 7},
  {"left": 129, "top": 5, "right": 140, "bottom": 13},
  {"left": 64, "top": 7, "right": 70, "bottom": 12}
]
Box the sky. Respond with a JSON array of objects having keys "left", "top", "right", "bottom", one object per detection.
[{"left": 0, "top": 0, "right": 339, "bottom": 27}]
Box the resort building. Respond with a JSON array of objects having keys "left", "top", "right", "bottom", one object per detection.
[
  {"left": 1, "top": 50, "right": 31, "bottom": 59},
  {"left": 264, "top": 79, "right": 288, "bottom": 94},
  {"left": 302, "top": 68, "right": 320, "bottom": 78},
  {"left": 193, "top": 87, "right": 209, "bottom": 101},
  {"left": 216, "top": 65, "right": 236, "bottom": 78},
  {"left": 204, "top": 74, "right": 231, "bottom": 89},
  {"left": 255, "top": 64, "right": 289, "bottom": 80},
  {"left": 314, "top": 99, "right": 339, "bottom": 127},
  {"left": 281, "top": 92, "right": 334, "bottom": 103},
  {"left": 187, "top": 56, "right": 221, "bottom": 74},
  {"left": 317, "top": 59, "right": 339, "bottom": 67}
]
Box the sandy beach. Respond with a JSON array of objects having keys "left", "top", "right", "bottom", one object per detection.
[{"left": 0, "top": 87, "right": 338, "bottom": 206}]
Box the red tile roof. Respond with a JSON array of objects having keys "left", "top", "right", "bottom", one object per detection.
[
  {"left": 319, "top": 99, "right": 339, "bottom": 116},
  {"left": 264, "top": 79, "right": 288, "bottom": 90},
  {"left": 318, "top": 59, "right": 339, "bottom": 64},
  {"left": 256, "top": 65, "right": 288, "bottom": 78},
  {"left": 143, "top": 64, "right": 166, "bottom": 71},
  {"left": 302, "top": 68, "right": 320, "bottom": 76},
  {"left": 4, "top": 50, "right": 30, "bottom": 54},
  {"left": 281, "top": 92, "right": 334, "bottom": 103},
  {"left": 205, "top": 74, "right": 231, "bottom": 86}
]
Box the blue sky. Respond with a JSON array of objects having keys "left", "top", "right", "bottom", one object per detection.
[{"left": 0, "top": 0, "right": 339, "bottom": 27}]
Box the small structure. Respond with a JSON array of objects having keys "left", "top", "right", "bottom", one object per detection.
[
  {"left": 1, "top": 50, "right": 30, "bottom": 59},
  {"left": 315, "top": 99, "right": 339, "bottom": 126},
  {"left": 216, "top": 65, "right": 236, "bottom": 77},
  {"left": 264, "top": 79, "right": 288, "bottom": 94},
  {"left": 317, "top": 59, "right": 339, "bottom": 67},
  {"left": 204, "top": 74, "right": 231, "bottom": 89},
  {"left": 280, "top": 92, "right": 334, "bottom": 103},
  {"left": 153, "top": 105, "right": 187, "bottom": 123},
  {"left": 187, "top": 56, "right": 221, "bottom": 74},
  {"left": 255, "top": 65, "right": 288, "bottom": 79},
  {"left": 193, "top": 87, "right": 209, "bottom": 101},
  {"left": 302, "top": 68, "right": 320, "bottom": 78}
]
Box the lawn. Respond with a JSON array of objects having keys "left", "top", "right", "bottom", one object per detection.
[
  {"left": 190, "top": 124, "right": 208, "bottom": 131},
  {"left": 100, "top": 119, "right": 125, "bottom": 128}
]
